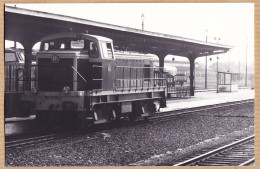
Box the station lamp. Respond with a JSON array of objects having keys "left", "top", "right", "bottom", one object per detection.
[{"left": 141, "top": 13, "right": 145, "bottom": 31}]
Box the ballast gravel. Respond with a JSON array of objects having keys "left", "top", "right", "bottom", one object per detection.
[{"left": 5, "top": 102, "right": 254, "bottom": 166}]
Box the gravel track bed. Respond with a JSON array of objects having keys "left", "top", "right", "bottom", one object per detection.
[{"left": 5, "top": 102, "right": 254, "bottom": 166}]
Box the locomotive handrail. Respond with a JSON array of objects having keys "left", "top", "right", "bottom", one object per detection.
[
  {"left": 115, "top": 65, "right": 166, "bottom": 70},
  {"left": 114, "top": 65, "right": 168, "bottom": 91},
  {"left": 115, "top": 78, "right": 166, "bottom": 80},
  {"left": 70, "top": 65, "right": 88, "bottom": 85},
  {"left": 156, "top": 69, "right": 173, "bottom": 95}
]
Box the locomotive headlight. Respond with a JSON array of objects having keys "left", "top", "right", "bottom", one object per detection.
[
  {"left": 78, "top": 91, "right": 85, "bottom": 96},
  {"left": 31, "top": 86, "right": 38, "bottom": 94},
  {"left": 63, "top": 86, "right": 70, "bottom": 94}
]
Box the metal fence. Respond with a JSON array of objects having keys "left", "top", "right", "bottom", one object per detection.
[{"left": 5, "top": 63, "right": 24, "bottom": 92}]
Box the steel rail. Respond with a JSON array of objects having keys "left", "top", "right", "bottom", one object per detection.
[
  {"left": 149, "top": 99, "right": 254, "bottom": 121},
  {"left": 24, "top": 136, "right": 100, "bottom": 153},
  {"left": 239, "top": 158, "right": 255, "bottom": 166},
  {"left": 173, "top": 135, "right": 254, "bottom": 166},
  {"left": 5, "top": 134, "right": 58, "bottom": 148}
]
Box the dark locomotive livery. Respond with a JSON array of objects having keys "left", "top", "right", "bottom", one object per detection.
[{"left": 20, "top": 33, "right": 167, "bottom": 127}]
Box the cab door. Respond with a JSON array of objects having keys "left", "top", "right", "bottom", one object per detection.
[{"left": 99, "top": 41, "right": 115, "bottom": 91}]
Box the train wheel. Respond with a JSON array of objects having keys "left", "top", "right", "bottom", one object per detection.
[
  {"left": 63, "top": 112, "right": 78, "bottom": 129},
  {"left": 160, "top": 99, "right": 167, "bottom": 108},
  {"left": 143, "top": 116, "right": 149, "bottom": 121},
  {"left": 104, "top": 106, "right": 112, "bottom": 124},
  {"left": 47, "top": 111, "right": 57, "bottom": 128},
  {"left": 153, "top": 100, "right": 161, "bottom": 113},
  {"left": 131, "top": 101, "right": 142, "bottom": 122},
  {"left": 47, "top": 111, "right": 65, "bottom": 130},
  {"left": 79, "top": 118, "right": 89, "bottom": 130},
  {"left": 111, "top": 104, "right": 121, "bottom": 124},
  {"left": 81, "top": 121, "right": 95, "bottom": 132},
  {"left": 20, "top": 101, "right": 31, "bottom": 117},
  {"left": 36, "top": 111, "right": 48, "bottom": 123},
  {"left": 129, "top": 112, "right": 137, "bottom": 122},
  {"left": 78, "top": 111, "right": 94, "bottom": 131}
]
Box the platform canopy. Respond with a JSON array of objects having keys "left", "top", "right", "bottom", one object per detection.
[{"left": 5, "top": 6, "right": 232, "bottom": 59}]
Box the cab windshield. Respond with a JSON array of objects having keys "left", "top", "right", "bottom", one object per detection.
[{"left": 41, "top": 38, "right": 99, "bottom": 57}]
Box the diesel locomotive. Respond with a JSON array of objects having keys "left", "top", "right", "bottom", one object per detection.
[{"left": 20, "top": 32, "right": 167, "bottom": 128}]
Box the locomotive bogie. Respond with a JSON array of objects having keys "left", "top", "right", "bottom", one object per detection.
[{"left": 90, "top": 98, "right": 161, "bottom": 124}]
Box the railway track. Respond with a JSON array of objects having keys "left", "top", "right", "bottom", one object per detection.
[
  {"left": 6, "top": 99, "right": 253, "bottom": 149},
  {"left": 5, "top": 130, "right": 100, "bottom": 151},
  {"left": 149, "top": 99, "right": 254, "bottom": 121},
  {"left": 5, "top": 133, "right": 63, "bottom": 149},
  {"left": 173, "top": 135, "right": 255, "bottom": 166},
  {"left": 24, "top": 136, "right": 99, "bottom": 154}
]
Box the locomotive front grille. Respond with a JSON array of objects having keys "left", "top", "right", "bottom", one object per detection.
[{"left": 38, "top": 58, "right": 73, "bottom": 92}]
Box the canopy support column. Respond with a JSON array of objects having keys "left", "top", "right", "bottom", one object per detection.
[
  {"left": 22, "top": 41, "right": 34, "bottom": 91},
  {"left": 189, "top": 57, "right": 195, "bottom": 96},
  {"left": 156, "top": 52, "right": 167, "bottom": 108},
  {"left": 158, "top": 53, "right": 167, "bottom": 73}
]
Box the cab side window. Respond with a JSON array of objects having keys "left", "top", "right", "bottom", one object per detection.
[
  {"left": 43, "top": 43, "right": 49, "bottom": 51},
  {"left": 89, "top": 42, "right": 99, "bottom": 58},
  {"left": 101, "top": 42, "right": 114, "bottom": 59}
]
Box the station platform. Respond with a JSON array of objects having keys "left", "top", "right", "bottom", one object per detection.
[
  {"left": 162, "top": 88, "right": 254, "bottom": 112},
  {"left": 5, "top": 88, "right": 254, "bottom": 123}
]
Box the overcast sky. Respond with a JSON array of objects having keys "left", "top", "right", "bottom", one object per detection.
[{"left": 6, "top": 3, "right": 254, "bottom": 72}]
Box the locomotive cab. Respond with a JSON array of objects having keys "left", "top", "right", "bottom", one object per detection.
[{"left": 37, "top": 33, "right": 114, "bottom": 92}]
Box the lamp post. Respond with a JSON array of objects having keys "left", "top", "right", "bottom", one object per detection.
[
  {"left": 141, "top": 13, "right": 145, "bottom": 31},
  {"left": 205, "top": 29, "right": 208, "bottom": 89},
  {"left": 215, "top": 37, "right": 220, "bottom": 93},
  {"left": 216, "top": 55, "right": 219, "bottom": 93},
  {"left": 239, "top": 54, "right": 241, "bottom": 82},
  {"left": 245, "top": 39, "right": 248, "bottom": 87}
]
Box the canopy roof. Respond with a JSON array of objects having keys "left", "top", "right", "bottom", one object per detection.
[{"left": 5, "top": 6, "right": 232, "bottom": 59}]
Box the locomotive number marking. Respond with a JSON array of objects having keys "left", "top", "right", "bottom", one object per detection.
[
  {"left": 51, "top": 54, "right": 60, "bottom": 63},
  {"left": 108, "top": 64, "right": 111, "bottom": 72}
]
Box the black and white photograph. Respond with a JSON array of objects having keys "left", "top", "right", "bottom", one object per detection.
[{"left": 4, "top": 3, "right": 255, "bottom": 166}]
